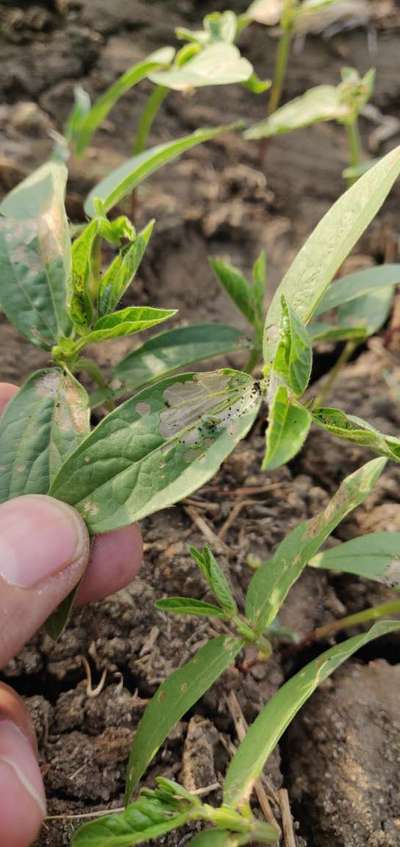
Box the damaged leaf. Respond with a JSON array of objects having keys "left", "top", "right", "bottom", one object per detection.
[
  {"left": 0, "top": 161, "right": 72, "bottom": 349},
  {"left": 313, "top": 407, "right": 400, "bottom": 461},
  {"left": 50, "top": 370, "right": 260, "bottom": 533},
  {"left": 0, "top": 368, "right": 90, "bottom": 502}
]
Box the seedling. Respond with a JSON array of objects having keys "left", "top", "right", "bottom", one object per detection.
[
  {"left": 2, "top": 134, "right": 400, "bottom": 844},
  {"left": 73, "top": 457, "right": 400, "bottom": 843},
  {"left": 245, "top": 0, "right": 355, "bottom": 113},
  {"left": 246, "top": 66, "right": 375, "bottom": 181},
  {"left": 66, "top": 10, "right": 268, "bottom": 169},
  {"left": 1, "top": 149, "right": 400, "bottom": 596}
]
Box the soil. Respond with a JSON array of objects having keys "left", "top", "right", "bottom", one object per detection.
[{"left": 1, "top": 2, "right": 400, "bottom": 845}]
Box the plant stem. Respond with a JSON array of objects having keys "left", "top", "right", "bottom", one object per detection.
[
  {"left": 311, "top": 598, "right": 400, "bottom": 642},
  {"left": 313, "top": 340, "right": 356, "bottom": 408},
  {"left": 345, "top": 118, "right": 363, "bottom": 186},
  {"left": 244, "top": 346, "right": 261, "bottom": 374},
  {"left": 267, "top": 9, "right": 295, "bottom": 115},
  {"left": 133, "top": 85, "right": 168, "bottom": 155},
  {"left": 75, "top": 357, "right": 115, "bottom": 411}
]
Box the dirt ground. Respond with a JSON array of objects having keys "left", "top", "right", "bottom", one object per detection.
[{"left": 1, "top": 2, "right": 400, "bottom": 845}]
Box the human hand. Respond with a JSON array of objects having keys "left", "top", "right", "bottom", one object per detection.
[{"left": 0, "top": 382, "right": 143, "bottom": 846}]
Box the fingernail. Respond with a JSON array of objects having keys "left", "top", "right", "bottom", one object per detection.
[
  {"left": 0, "top": 495, "right": 88, "bottom": 588},
  {"left": 0, "top": 720, "right": 46, "bottom": 816}
]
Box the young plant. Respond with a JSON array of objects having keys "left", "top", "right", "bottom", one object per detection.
[
  {"left": 260, "top": 144, "right": 400, "bottom": 469},
  {"left": 72, "top": 458, "right": 400, "bottom": 844},
  {"left": 245, "top": 66, "right": 375, "bottom": 181},
  {"left": 2, "top": 148, "right": 400, "bottom": 603},
  {"left": 66, "top": 10, "right": 268, "bottom": 166},
  {"left": 245, "top": 0, "right": 351, "bottom": 114},
  {"left": 2, "top": 142, "right": 400, "bottom": 846},
  {"left": 209, "top": 250, "right": 267, "bottom": 372}
]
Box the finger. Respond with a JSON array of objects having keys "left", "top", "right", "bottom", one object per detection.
[
  {"left": 0, "top": 382, "right": 18, "bottom": 416},
  {"left": 77, "top": 523, "right": 143, "bottom": 605},
  {"left": 0, "top": 494, "right": 90, "bottom": 667},
  {"left": 0, "top": 383, "right": 143, "bottom": 606},
  {"left": 0, "top": 684, "right": 45, "bottom": 846}
]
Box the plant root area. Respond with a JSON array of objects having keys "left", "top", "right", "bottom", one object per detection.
[{"left": 1, "top": 2, "right": 400, "bottom": 845}]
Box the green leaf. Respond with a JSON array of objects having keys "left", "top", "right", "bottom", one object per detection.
[
  {"left": 273, "top": 297, "right": 312, "bottom": 396},
  {"left": 65, "top": 84, "right": 91, "bottom": 146},
  {"left": 339, "top": 67, "right": 375, "bottom": 121},
  {"left": 125, "top": 635, "right": 244, "bottom": 800},
  {"left": 85, "top": 125, "right": 236, "bottom": 216},
  {"left": 155, "top": 597, "right": 227, "bottom": 618},
  {"left": 67, "top": 48, "right": 175, "bottom": 156},
  {"left": 50, "top": 370, "right": 260, "bottom": 533},
  {"left": 176, "top": 10, "right": 239, "bottom": 46},
  {"left": 210, "top": 259, "right": 255, "bottom": 325},
  {"left": 315, "top": 264, "right": 400, "bottom": 314},
  {"left": 245, "top": 85, "right": 346, "bottom": 140},
  {"left": 246, "top": 63, "right": 372, "bottom": 137},
  {"left": 308, "top": 321, "right": 367, "bottom": 343},
  {"left": 262, "top": 386, "right": 311, "bottom": 471},
  {"left": 223, "top": 620, "right": 400, "bottom": 809},
  {"left": 263, "top": 145, "right": 400, "bottom": 365},
  {"left": 247, "top": 68, "right": 374, "bottom": 140},
  {"left": 72, "top": 785, "right": 195, "bottom": 847},
  {"left": 98, "top": 324, "right": 247, "bottom": 405},
  {"left": 176, "top": 26, "right": 209, "bottom": 45},
  {"left": 77, "top": 306, "right": 176, "bottom": 347},
  {"left": 245, "top": 458, "right": 386, "bottom": 632},
  {"left": 343, "top": 158, "right": 378, "bottom": 181},
  {"left": 310, "top": 531, "right": 400, "bottom": 587},
  {"left": 337, "top": 286, "right": 394, "bottom": 338},
  {"left": 190, "top": 546, "right": 238, "bottom": 615},
  {"left": 97, "top": 221, "right": 154, "bottom": 316},
  {"left": 242, "top": 71, "right": 270, "bottom": 94},
  {"left": 313, "top": 406, "right": 400, "bottom": 461},
  {"left": 149, "top": 43, "right": 252, "bottom": 91},
  {"left": 0, "top": 161, "right": 72, "bottom": 349},
  {"left": 0, "top": 368, "right": 90, "bottom": 503},
  {"left": 45, "top": 585, "right": 80, "bottom": 640},
  {"left": 204, "top": 11, "right": 238, "bottom": 43},
  {"left": 69, "top": 218, "right": 101, "bottom": 330},
  {"left": 69, "top": 214, "right": 138, "bottom": 331}
]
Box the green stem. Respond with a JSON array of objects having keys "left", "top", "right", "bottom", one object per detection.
[
  {"left": 244, "top": 346, "right": 261, "bottom": 374},
  {"left": 313, "top": 340, "right": 356, "bottom": 408},
  {"left": 312, "top": 598, "right": 400, "bottom": 642},
  {"left": 75, "top": 357, "right": 115, "bottom": 411},
  {"left": 267, "top": 20, "right": 294, "bottom": 115},
  {"left": 133, "top": 85, "right": 168, "bottom": 155},
  {"left": 202, "top": 804, "right": 279, "bottom": 843},
  {"left": 345, "top": 118, "right": 363, "bottom": 186}
]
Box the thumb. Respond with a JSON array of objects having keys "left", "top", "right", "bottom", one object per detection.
[{"left": 0, "top": 494, "right": 89, "bottom": 667}]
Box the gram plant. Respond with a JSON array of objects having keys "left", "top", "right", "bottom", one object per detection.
[
  {"left": 66, "top": 9, "right": 269, "bottom": 201},
  {"left": 245, "top": 65, "right": 375, "bottom": 183},
  {"left": 245, "top": 0, "right": 369, "bottom": 114},
  {"left": 72, "top": 459, "right": 400, "bottom": 845},
  {"left": 1, "top": 145, "right": 400, "bottom": 843},
  {"left": 64, "top": 0, "right": 374, "bottom": 222}
]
